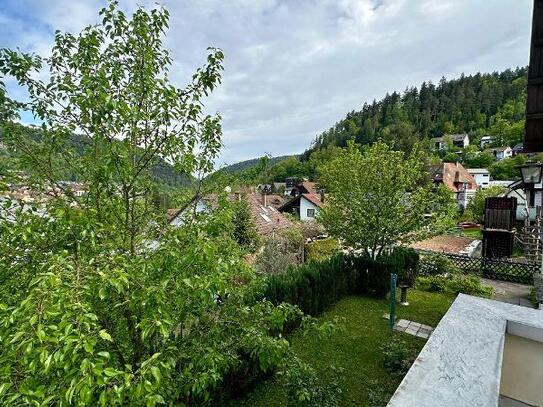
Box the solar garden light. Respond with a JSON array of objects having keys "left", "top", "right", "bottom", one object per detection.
[{"left": 398, "top": 281, "right": 410, "bottom": 306}]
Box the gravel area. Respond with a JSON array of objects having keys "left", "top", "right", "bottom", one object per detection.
[{"left": 410, "top": 235, "right": 475, "bottom": 254}]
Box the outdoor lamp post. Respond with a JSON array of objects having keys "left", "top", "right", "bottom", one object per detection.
[
  {"left": 519, "top": 162, "right": 543, "bottom": 185},
  {"left": 518, "top": 162, "right": 543, "bottom": 273}
]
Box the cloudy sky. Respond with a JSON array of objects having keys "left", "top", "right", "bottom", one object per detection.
[{"left": 0, "top": 0, "right": 534, "bottom": 166}]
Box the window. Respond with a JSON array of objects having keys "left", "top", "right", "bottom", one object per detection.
[{"left": 306, "top": 208, "right": 315, "bottom": 218}]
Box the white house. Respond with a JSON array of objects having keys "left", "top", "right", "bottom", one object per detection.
[
  {"left": 486, "top": 146, "right": 513, "bottom": 161},
  {"left": 278, "top": 193, "right": 323, "bottom": 221},
  {"left": 467, "top": 168, "right": 490, "bottom": 189},
  {"left": 431, "top": 133, "right": 470, "bottom": 150},
  {"left": 480, "top": 135, "right": 494, "bottom": 148}
]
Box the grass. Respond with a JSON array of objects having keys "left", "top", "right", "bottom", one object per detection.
[
  {"left": 461, "top": 228, "right": 482, "bottom": 240},
  {"left": 237, "top": 290, "right": 454, "bottom": 407}
]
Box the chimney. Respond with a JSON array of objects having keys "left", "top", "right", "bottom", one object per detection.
[{"left": 320, "top": 190, "right": 325, "bottom": 204}]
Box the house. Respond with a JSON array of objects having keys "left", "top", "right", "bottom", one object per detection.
[
  {"left": 431, "top": 133, "right": 470, "bottom": 150},
  {"left": 387, "top": 294, "right": 543, "bottom": 407},
  {"left": 512, "top": 143, "right": 523, "bottom": 156},
  {"left": 168, "top": 192, "right": 291, "bottom": 237},
  {"left": 467, "top": 168, "right": 490, "bottom": 189},
  {"left": 480, "top": 135, "right": 494, "bottom": 148},
  {"left": 429, "top": 162, "right": 477, "bottom": 208},
  {"left": 278, "top": 193, "right": 323, "bottom": 221},
  {"left": 486, "top": 146, "right": 513, "bottom": 161}
]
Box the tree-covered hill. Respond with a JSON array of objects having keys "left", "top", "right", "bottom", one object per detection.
[
  {"left": 302, "top": 67, "right": 527, "bottom": 159},
  {"left": 219, "top": 155, "right": 294, "bottom": 174},
  {"left": 0, "top": 123, "right": 193, "bottom": 188}
]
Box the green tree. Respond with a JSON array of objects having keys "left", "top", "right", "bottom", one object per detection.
[
  {"left": 232, "top": 197, "right": 260, "bottom": 250},
  {"left": 489, "top": 155, "right": 525, "bottom": 180},
  {"left": 318, "top": 142, "right": 454, "bottom": 258},
  {"left": 0, "top": 2, "right": 336, "bottom": 405},
  {"left": 464, "top": 186, "right": 506, "bottom": 223}
]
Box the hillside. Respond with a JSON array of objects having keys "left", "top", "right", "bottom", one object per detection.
[
  {"left": 301, "top": 67, "right": 527, "bottom": 159},
  {"left": 0, "top": 123, "right": 193, "bottom": 188},
  {"left": 219, "top": 155, "right": 294, "bottom": 174}
]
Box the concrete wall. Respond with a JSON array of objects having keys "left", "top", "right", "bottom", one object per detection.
[{"left": 500, "top": 333, "right": 543, "bottom": 406}]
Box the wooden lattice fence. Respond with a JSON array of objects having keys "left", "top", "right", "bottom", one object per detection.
[{"left": 418, "top": 250, "right": 538, "bottom": 285}]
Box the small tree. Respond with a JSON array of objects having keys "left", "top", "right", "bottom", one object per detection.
[
  {"left": 232, "top": 197, "right": 260, "bottom": 250},
  {"left": 465, "top": 186, "right": 506, "bottom": 223},
  {"left": 318, "top": 141, "right": 455, "bottom": 258}
]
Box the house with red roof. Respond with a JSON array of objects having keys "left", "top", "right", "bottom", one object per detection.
[
  {"left": 429, "top": 162, "right": 478, "bottom": 208},
  {"left": 278, "top": 193, "right": 323, "bottom": 221}
]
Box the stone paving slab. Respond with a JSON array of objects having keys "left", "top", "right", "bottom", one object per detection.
[{"left": 394, "top": 319, "right": 434, "bottom": 339}]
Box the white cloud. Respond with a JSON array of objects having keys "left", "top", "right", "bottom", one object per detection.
[{"left": 0, "top": 0, "right": 534, "bottom": 166}]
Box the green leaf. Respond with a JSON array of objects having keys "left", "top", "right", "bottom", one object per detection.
[
  {"left": 150, "top": 366, "right": 161, "bottom": 384},
  {"left": 99, "top": 329, "right": 112, "bottom": 342}
]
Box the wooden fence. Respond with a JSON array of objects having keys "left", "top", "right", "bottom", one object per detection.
[{"left": 418, "top": 250, "right": 538, "bottom": 285}]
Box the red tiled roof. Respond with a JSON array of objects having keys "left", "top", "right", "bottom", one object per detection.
[
  {"left": 429, "top": 163, "right": 477, "bottom": 192},
  {"left": 245, "top": 193, "right": 292, "bottom": 236},
  {"left": 168, "top": 192, "right": 291, "bottom": 237},
  {"left": 302, "top": 193, "right": 323, "bottom": 208}
]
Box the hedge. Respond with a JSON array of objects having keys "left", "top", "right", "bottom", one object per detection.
[{"left": 263, "top": 247, "right": 420, "bottom": 315}]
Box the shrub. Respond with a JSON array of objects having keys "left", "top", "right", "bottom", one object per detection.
[
  {"left": 263, "top": 248, "right": 420, "bottom": 315},
  {"left": 381, "top": 337, "right": 414, "bottom": 376},
  {"left": 415, "top": 275, "right": 493, "bottom": 298},
  {"left": 305, "top": 237, "right": 339, "bottom": 262},
  {"left": 255, "top": 229, "right": 304, "bottom": 274},
  {"left": 420, "top": 253, "right": 460, "bottom": 276}
]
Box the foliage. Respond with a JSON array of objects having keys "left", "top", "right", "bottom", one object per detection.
[
  {"left": 318, "top": 142, "right": 454, "bottom": 258},
  {"left": 415, "top": 275, "right": 493, "bottom": 298},
  {"left": 255, "top": 229, "right": 304, "bottom": 275},
  {"left": 264, "top": 249, "right": 420, "bottom": 315},
  {"left": 381, "top": 338, "right": 415, "bottom": 376},
  {"left": 489, "top": 155, "right": 525, "bottom": 181},
  {"left": 420, "top": 253, "right": 460, "bottom": 276},
  {"left": 464, "top": 186, "right": 506, "bottom": 223},
  {"left": 302, "top": 68, "right": 527, "bottom": 158},
  {"left": 240, "top": 292, "right": 454, "bottom": 407},
  {"left": 232, "top": 197, "right": 260, "bottom": 251},
  {"left": 0, "top": 2, "right": 337, "bottom": 405},
  {"left": 305, "top": 238, "right": 339, "bottom": 262}
]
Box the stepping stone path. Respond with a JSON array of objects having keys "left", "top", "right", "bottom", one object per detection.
[
  {"left": 394, "top": 319, "right": 434, "bottom": 339},
  {"left": 382, "top": 314, "right": 434, "bottom": 339}
]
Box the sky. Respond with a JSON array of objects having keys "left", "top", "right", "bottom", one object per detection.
[{"left": 0, "top": 0, "right": 534, "bottom": 167}]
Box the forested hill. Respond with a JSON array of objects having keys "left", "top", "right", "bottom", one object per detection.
[
  {"left": 302, "top": 67, "right": 527, "bottom": 159},
  {"left": 0, "top": 123, "right": 193, "bottom": 188},
  {"left": 219, "top": 155, "right": 294, "bottom": 174}
]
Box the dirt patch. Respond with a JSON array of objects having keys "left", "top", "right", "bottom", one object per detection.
[{"left": 410, "top": 235, "right": 476, "bottom": 254}]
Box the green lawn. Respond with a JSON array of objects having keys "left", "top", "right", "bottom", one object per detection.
[
  {"left": 237, "top": 290, "right": 454, "bottom": 407},
  {"left": 460, "top": 228, "right": 482, "bottom": 240}
]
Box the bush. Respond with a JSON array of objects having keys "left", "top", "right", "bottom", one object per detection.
[
  {"left": 305, "top": 237, "right": 339, "bottom": 262},
  {"left": 381, "top": 338, "right": 414, "bottom": 376},
  {"left": 263, "top": 248, "right": 420, "bottom": 315},
  {"left": 415, "top": 275, "right": 493, "bottom": 298},
  {"left": 255, "top": 229, "right": 304, "bottom": 274},
  {"left": 420, "top": 253, "right": 460, "bottom": 276}
]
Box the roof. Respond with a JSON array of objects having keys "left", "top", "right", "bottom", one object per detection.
[
  {"left": 486, "top": 146, "right": 512, "bottom": 152},
  {"left": 278, "top": 193, "right": 323, "bottom": 212},
  {"left": 512, "top": 143, "right": 523, "bottom": 152},
  {"left": 429, "top": 162, "right": 477, "bottom": 192},
  {"left": 431, "top": 133, "right": 468, "bottom": 142},
  {"left": 245, "top": 193, "right": 292, "bottom": 236},
  {"left": 168, "top": 192, "right": 291, "bottom": 237},
  {"left": 387, "top": 294, "right": 543, "bottom": 407}
]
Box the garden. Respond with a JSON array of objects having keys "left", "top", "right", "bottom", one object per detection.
[{"left": 238, "top": 291, "right": 454, "bottom": 407}]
